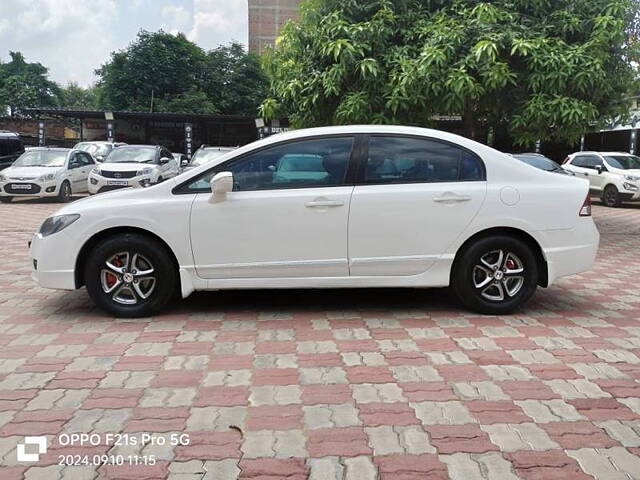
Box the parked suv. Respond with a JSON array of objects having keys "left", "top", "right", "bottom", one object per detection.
[
  {"left": 88, "top": 145, "right": 179, "bottom": 194},
  {"left": 563, "top": 152, "right": 640, "bottom": 207},
  {"left": 74, "top": 141, "right": 127, "bottom": 163},
  {"left": 0, "top": 131, "right": 25, "bottom": 170}
]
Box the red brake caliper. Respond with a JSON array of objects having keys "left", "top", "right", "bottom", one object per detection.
[
  {"left": 106, "top": 257, "right": 122, "bottom": 288},
  {"left": 506, "top": 259, "right": 516, "bottom": 270}
]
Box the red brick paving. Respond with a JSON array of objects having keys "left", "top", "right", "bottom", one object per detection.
[{"left": 1, "top": 199, "right": 640, "bottom": 478}]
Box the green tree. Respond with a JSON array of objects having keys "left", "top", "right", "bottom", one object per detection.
[
  {"left": 203, "top": 42, "right": 268, "bottom": 116},
  {"left": 59, "top": 82, "right": 100, "bottom": 109},
  {"left": 0, "top": 51, "right": 60, "bottom": 117},
  {"left": 96, "top": 30, "right": 208, "bottom": 111},
  {"left": 153, "top": 88, "right": 218, "bottom": 114},
  {"left": 262, "top": 0, "right": 639, "bottom": 145}
]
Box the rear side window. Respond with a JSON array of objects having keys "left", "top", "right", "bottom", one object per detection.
[
  {"left": 572, "top": 155, "right": 601, "bottom": 169},
  {"left": 364, "top": 136, "right": 484, "bottom": 184}
]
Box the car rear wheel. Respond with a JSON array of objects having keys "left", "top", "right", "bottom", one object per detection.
[
  {"left": 602, "top": 185, "right": 621, "bottom": 207},
  {"left": 84, "top": 233, "right": 177, "bottom": 317},
  {"left": 57, "top": 181, "right": 71, "bottom": 203},
  {"left": 452, "top": 235, "right": 538, "bottom": 315}
]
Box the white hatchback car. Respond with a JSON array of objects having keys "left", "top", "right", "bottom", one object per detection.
[
  {"left": 563, "top": 152, "right": 640, "bottom": 207},
  {"left": 0, "top": 147, "right": 95, "bottom": 203},
  {"left": 30, "top": 126, "right": 599, "bottom": 317}
]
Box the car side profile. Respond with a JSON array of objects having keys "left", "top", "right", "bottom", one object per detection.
[
  {"left": 0, "top": 147, "right": 95, "bottom": 203},
  {"left": 88, "top": 145, "right": 179, "bottom": 194},
  {"left": 30, "top": 126, "right": 599, "bottom": 317},
  {"left": 563, "top": 151, "right": 640, "bottom": 207}
]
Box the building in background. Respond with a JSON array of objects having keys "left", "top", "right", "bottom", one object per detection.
[{"left": 248, "top": 0, "right": 302, "bottom": 54}]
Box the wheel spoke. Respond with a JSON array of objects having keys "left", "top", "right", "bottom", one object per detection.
[
  {"left": 112, "top": 284, "right": 138, "bottom": 305},
  {"left": 100, "top": 270, "right": 121, "bottom": 294},
  {"left": 473, "top": 265, "right": 493, "bottom": 289},
  {"left": 476, "top": 250, "right": 525, "bottom": 302},
  {"left": 133, "top": 278, "right": 155, "bottom": 299}
]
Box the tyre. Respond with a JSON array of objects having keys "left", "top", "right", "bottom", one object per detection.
[
  {"left": 84, "top": 233, "right": 178, "bottom": 317},
  {"left": 57, "top": 181, "right": 72, "bottom": 203},
  {"left": 602, "top": 184, "right": 621, "bottom": 207},
  {"left": 0, "top": 197, "right": 12, "bottom": 203},
  {"left": 452, "top": 235, "right": 539, "bottom": 315}
]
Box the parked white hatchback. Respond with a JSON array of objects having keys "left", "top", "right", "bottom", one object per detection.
[
  {"left": 563, "top": 152, "right": 640, "bottom": 207},
  {"left": 88, "top": 145, "right": 179, "bottom": 195},
  {"left": 0, "top": 147, "right": 95, "bottom": 203},
  {"left": 30, "top": 126, "right": 599, "bottom": 317}
]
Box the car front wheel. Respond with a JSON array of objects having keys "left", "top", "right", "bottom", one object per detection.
[
  {"left": 602, "top": 185, "right": 621, "bottom": 207},
  {"left": 84, "top": 233, "right": 177, "bottom": 317},
  {"left": 57, "top": 181, "right": 71, "bottom": 203},
  {"left": 452, "top": 235, "right": 538, "bottom": 315}
]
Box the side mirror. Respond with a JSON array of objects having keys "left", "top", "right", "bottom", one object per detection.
[
  {"left": 596, "top": 165, "right": 603, "bottom": 174},
  {"left": 181, "top": 159, "right": 189, "bottom": 167},
  {"left": 159, "top": 157, "right": 171, "bottom": 164},
  {"left": 209, "top": 171, "right": 233, "bottom": 202},
  {"left": 69, "top": 161, "right": 79, "bottom": 169}
]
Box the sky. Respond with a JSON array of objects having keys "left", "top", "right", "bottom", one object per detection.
[{"left": 0, "top": 0, "right": 248, "bottom": 87}]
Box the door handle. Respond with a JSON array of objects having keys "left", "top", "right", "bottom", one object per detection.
[
  {"left": 305, "top": 199, "right": 345, "bottom": 208},
  {"left": 433, "top": 193, "right": 472, "bottom": 203}
]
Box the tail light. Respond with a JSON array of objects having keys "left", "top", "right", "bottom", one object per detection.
[{"left": 579, "top": 192, "right": 591, "bottom": 217}]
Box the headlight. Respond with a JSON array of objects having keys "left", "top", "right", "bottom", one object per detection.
[
  {"left": 39, "top": 214, "right": 80, "bottom": 237},
  {"left": 0, "top": 174, "right": 6, "bottom": 182},
  {"left": 137, "top": 167, "right": 153, "bottom": 176},
  {"left": 623, "top": 182, "right": 639, "bottom": 191},
  {"left": 39, "top": 173, "right": 55, "bottom": 181}
]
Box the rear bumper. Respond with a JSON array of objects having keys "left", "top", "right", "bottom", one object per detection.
[{"left": 541, "top": 219, "right": 600, "bottom": 286}]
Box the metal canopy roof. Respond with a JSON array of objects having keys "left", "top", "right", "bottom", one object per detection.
[{"left": 24, "top": 108, "right": 253, "bottom": 123}]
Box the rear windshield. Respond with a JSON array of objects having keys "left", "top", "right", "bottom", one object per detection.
[
  {"left": 514, "top": 154, "right": 564, "bottom": 173},
  {"left": 76, "top": 143, "right": 113, "bottom": 156}
]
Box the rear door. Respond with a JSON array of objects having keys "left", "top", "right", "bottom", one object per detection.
[
  {"left": 348, "top": 135, "right": 487, "bottom": 276},
  {"left": 75, "top": 152, "right": 94, "bottom": 192}
]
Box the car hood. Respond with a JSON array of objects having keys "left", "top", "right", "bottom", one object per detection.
[
  {"left": 4, "top": 166, "right": 63, "bottom": 179},
  {"left": 99, "top": 163, "right": 156, "bottom": 172},
  {"left": 618, "top": 168, "right": 640, "bottom": 177}
]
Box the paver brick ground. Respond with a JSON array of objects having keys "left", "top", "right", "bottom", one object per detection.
[{"left": 1, "top": 198, "right": 640, "bottom": 479}]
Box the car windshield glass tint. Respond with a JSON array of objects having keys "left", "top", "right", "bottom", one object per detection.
[
  {"left": 77, "top": 143, "right": 111, "bottom": 156},
  {"left": 13, "top": 151, "right": 66, "bottom": 167},
  {"left": 191, "top": 150, "right": 231, "bottom": 167},
  {"left": 605, "top": 155, "right": 640, "bottom": 170},
  {"left": 515, "top": 155, "right": 562, "bottom": 172},
  {"left": 106, "top": 147, "right": 156, "bottom": 163}
]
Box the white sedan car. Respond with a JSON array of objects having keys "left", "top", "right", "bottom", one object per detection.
[
  {"left": 30, "top": 126, "right": 599, "bottom": 317},
  {"left": 0, "top": 147, "right": 95, "bottom": 203}
]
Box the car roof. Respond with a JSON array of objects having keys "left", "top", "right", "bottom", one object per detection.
[
  {"left": 570, "top": 151, "right": 634, "bottom": 156},
  {"left": 0, "top": 131, "right": 20, "bottom": 138},
  {"left": 25, "top": 147, "right": 71, "bottom": 152},
  {"left": 199, "top": 146, "right": 236, "bottom": 150},
  {"left": 117, "top": 144, "right": 161, "bottom": 148},
  {"left": 77, "top": 141, "right": 126, "bottom": 145}
]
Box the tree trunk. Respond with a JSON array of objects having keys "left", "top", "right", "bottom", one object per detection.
[{"left": 462, "top": 101, "right": 477, "bottom": 141}]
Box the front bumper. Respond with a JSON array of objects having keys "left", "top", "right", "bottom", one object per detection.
[
  {"left": 88, "top": 173, "right": 153, "bottom": 194},
  {"left": 0, "top": 179, "right": 60, "bottom": 197},
  {"left": 30, "top": 231, "right": 77, "bottom": 290}
]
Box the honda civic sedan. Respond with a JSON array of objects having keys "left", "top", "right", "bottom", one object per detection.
[{"left": 29, "top": 126, "right": 599, "bottom": 317}]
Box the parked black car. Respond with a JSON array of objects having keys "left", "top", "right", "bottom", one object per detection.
[{"left": 0, "top": 131, "right": 25, "bottom": 170}]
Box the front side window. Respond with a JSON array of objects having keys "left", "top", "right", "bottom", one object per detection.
[
  {"left": 186, "top": 137, "right": 354, "bottom": 192},
  {"left": 364, "top": 136, "right": 484, "bottom": 184}
]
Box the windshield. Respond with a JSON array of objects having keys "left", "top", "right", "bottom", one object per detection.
[
  {"left": 191, "top": 149, "right": 232, "bottom": 167},
  {"left": 13, "top": 151, "right": 66, "bottom": 167},
  {"left": 605, "top": 155, "right": 640, "bottom": 170},
  {"left": 106, "top": 147, "right": 156, "bottom": 164},
  {"left": 76, "top": 143, "right": 112, "bottom": 157},
  {"left": 514, "top": 154, "right": 564, "bottom": 173}
]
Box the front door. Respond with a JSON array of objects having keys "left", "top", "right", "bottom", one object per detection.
[
  {"left": 348, "top": 135, "right": 487, "bottom": 276},
  {"left": 188, "top": 136, "right": 355, "bottom": 279}
]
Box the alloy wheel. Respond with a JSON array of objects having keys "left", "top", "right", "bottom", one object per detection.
[
  {"left": 100, "top": 251, "right": 156, "bottom": 305},
  {"left": 472, "top": 250, "right": 525, "bottom": 302}
]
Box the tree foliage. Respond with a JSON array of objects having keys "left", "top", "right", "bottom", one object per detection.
[
  {"left": 96, "top": 31, "right": 267, "bottom": 116},
  {"left": 0, "top": 52, "right": 60, "bottom": 117},
  {"left": 262, "top": 0, "right": 639, "bottom": 145},
  {"left": 58, "top": 82, "right": 101, "bottom": 110}
]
